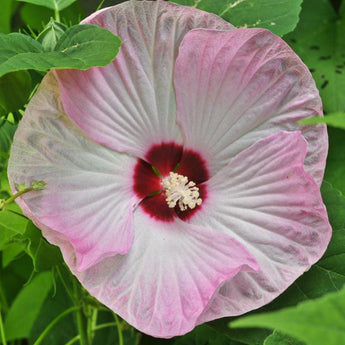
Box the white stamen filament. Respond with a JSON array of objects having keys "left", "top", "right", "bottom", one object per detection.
[{"left": 162, "top": 172, "right": 202, "bottom": 211}]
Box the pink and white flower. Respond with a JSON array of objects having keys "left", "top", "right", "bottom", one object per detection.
[{"left": 8, "top": 0, "right": 331, "bottom": 338}]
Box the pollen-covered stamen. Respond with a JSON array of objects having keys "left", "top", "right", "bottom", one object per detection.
[{"left": 162, "top": 172, "right": 202, "bottom": 211}]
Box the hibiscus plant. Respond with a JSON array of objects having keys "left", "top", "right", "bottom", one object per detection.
[{"left": 0, "top": 0, "right": 344, "bottom": 345}]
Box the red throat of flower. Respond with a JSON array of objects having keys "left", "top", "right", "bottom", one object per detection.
[{"left": 133, "top": 142, "right": 208, "bottom": 221}]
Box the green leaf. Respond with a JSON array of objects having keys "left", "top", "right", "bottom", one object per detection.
[
  {"left": 339, "top": 0, "right": 345, "bottom": 16},
  {"left": 0, "top": 209, "right": 28, "bottom": 235},
  {"left": 264, "top": 330, "right": 305, "bottom": 345},
  {"left": 29, "top": 276, "right": 78, "bottom": 345},
  {"left": 285, "top": 0, "right": 345, "bottom": 113},
  {"left": 0, "top": 121, "right": 17, "bottom": 153},
  {"left": 0, "top": 70, "right": 32, "bottom": 115},
  {"left": 170, "top": 0, "right": 302, "bottom": 36},
  {"left": 37, "top": 17, "right": 67, "bottom": 51},
  {"left": 0, "top": 253, "right": 34, "bottom": 310},
  {"left": 0, "top": 227, "right": 17, "bottom": 251},
  {"left": 324, "top": 128, "right": 345, "bottom": 195},
  {"left": 0, "top": 0, "right": 13, "bottom": 33},
  {"left": 2, "top": 242, "right": 27, "bottom": 268},
  {"left": 4, "top": 271, "right": 54, "bottom": 340},
  {"left": 20, "top": 2, "right": 84, "bottom": 31},
  {"left": 207, "top": 318, "right": 271, "bottom": 345},
  {"left": 174, "top": 324, "right": 246, "bottom": 345},
  {"left": 24, "top": 221, "right": 63, "bottom": 272},
  {"left": 299, "top": 112, "right": 345, "bottom": 129},
  {"left": 0, "top": 24, "right": 121, "bottom": 77},
  {"left": 230, "top": 285, "right": 345, "bottom": 345},
  {"left": 17, "top": 0, "right": 77, "bottom": 11}
]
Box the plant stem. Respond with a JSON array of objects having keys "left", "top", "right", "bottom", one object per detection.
[
  {"left": 88, "top": 308, "right": 98, "bottom": 341},
  {"left": 56, "top": 265, "right": 75, "bottom": 304},
  {"left": 73, "top": 280, "right": 90, "bottom": 345},
  {"left": 0, "top": 187, "right": 34, "bottom": 210},
  {"left": 0, "top": 280, "right": 8, "bottom": 313},
  {"left": 114, "top": 313, "right": 124, "bottom": 345},
  {"left": 0, "top": 310, "right": 7, "bottom": 345},
  {"left": 54, "top": 8, "right": 61, "bottom": 23},
  {"left": 65, "top": 323, "right": 118, "bottom": 345},
  {"left": 33, "top": 307, "right": 80, "bottom": 345},
  {"left": 0, "top": 181, "right": 46, "bottom": 211}
]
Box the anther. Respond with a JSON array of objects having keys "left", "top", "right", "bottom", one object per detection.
[{"left": 162, "top": 172, "right": 202, "bottom": 211}]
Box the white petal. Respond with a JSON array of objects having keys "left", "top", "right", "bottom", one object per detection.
[
  {"left": 8, "top": 73, "right": 139, "bottom": 271},
  {"left": 54, "top": 1, "right": 233, "bottom": 159},
  {"left": 188, "top": 131, "right": 331, "bottom": 323},
  {"left": 71, "top": 207, "right": 258, "bottom": 338}
]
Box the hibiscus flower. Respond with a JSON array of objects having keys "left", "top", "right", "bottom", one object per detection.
[{"left": 8, "top": 0, "right": 331, "bottom": 338}]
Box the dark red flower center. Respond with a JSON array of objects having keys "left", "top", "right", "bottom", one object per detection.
[{"left": 133, "top": 142, "right": 208, "bottom": 222}]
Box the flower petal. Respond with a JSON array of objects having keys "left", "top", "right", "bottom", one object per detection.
[
  {"left": 70, "top": 207, "right": 258, "bottom": 338},
  {"left": 54, "top": 1, "right": 233, "bottom": 159},
  {"left": 187, "top": 131, "right": 331, "bottom": 323},
  {"left": 175, "top": 28, "right": 327, "bottom": 184},
  {"left": 8, "top": 73, "right": 139, "bottom": 271}
]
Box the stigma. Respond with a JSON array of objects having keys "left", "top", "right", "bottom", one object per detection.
[{"left": 162, "top": 172, "right": 202, "bottom": 211}]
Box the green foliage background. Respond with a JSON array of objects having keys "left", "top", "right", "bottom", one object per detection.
[{"left": 0, "top": 0, "right": 344, "bottom": 344}]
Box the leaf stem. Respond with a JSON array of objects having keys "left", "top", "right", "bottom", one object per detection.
[
  {"left": 33, "top": 307, "right": 80, "bottom": 345},
  {"left": 54, "top": 8, "right": 61, "bottom": 23},
  {"left": 0, "top": 309, "right": 7, "bottom": 345}
]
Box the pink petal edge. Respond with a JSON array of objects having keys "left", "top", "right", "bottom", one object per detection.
[
  {"left": 71, "top": 208, "right": 259, "bottom": 337},
  {"left": 175, "top": 28, "right": 328, "bottom": 185},
  {"left": 189, "top": 131, "right": 331, "bottom": 323}
]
